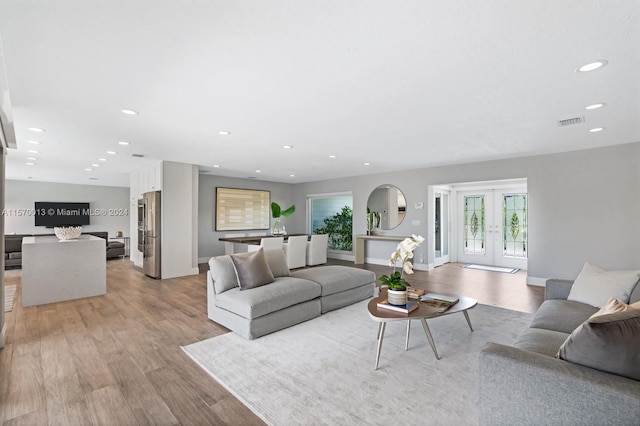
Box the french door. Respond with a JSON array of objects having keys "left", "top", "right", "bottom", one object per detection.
[{"left": 457, "top": 189, "right": 528, "bottom": 270}]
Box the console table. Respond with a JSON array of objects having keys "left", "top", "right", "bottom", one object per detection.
[
  {"left": 354, "top": 235, "right": 409, "bottom": 264},
  {"left": 22, "top": 235, "right": 106, "bottom": 307}
]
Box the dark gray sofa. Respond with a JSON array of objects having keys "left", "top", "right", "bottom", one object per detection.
[
  {"left": 4, "top": 232, "right": 125, "bottom": 268},
  {"left": 479, "top": 278, "right": 640, "bottom": 425}
]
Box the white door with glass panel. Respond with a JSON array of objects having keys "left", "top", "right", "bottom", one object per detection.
[{"left": 457, "top": 190, "right": 528, "bottom": 270}]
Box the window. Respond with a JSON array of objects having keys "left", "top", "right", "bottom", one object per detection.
[
  {"left": 308, "top": 193, "right": 353, "bottom": 251},
  {"left": 215, "top": 187, "right": 270, "bottom": 231}
]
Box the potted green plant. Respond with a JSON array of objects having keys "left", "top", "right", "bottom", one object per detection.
[
  {"left": 271, "top": 202, "right": 295, "bottom": 236},
  {"left": 379, "top": 234, "right": 424, "bottom": 305}
]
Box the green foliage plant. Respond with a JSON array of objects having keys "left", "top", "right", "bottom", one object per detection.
[
  {"left": 314, "top": 206, "right": 353, "bottom": 251},
  {"left": 271, "top": 202, "right": 295, "bottom": 218}
]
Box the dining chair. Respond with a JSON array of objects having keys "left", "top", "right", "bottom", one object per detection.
[
  {"left": 248, "top": 236, "right": 284, "bottom": 252},
  {"left": 282, "top": 235, "right": 308, "bottom": 269},
  {"left": 306, "top": 234, "right": 329, "bottom": 266}
]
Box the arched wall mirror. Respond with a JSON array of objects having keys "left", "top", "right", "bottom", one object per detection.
[{"left": 367, "top": 185, "right": 407, "bottom": 232}]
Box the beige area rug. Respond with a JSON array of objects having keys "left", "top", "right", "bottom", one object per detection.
[
  {"left": 182, "top": 300, "right": 532, "bottom": 426},
  {"left": 4, "top": 285, "right": 17, "bottom": 312}
]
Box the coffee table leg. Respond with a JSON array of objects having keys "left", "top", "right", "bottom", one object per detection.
[
  {"left": 463, "top": 310, "right": 474, "bottom": 331},
  {"left": 420, "top": 318, "right": 440, "bottom": 360},
  {"left": 405, "top": 320, "right": 411, "bottom": 351},
  {"left": 374, "top": 322, "right": 386, "bottom": 370}
]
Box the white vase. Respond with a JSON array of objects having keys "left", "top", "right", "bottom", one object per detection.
[{"left": 387, "top": 288, "right": 408, "bottom": 306}]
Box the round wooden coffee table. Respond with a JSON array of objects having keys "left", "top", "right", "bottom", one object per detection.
[{"left": 368, "top": 290, "right": 477, "bottom": 369}]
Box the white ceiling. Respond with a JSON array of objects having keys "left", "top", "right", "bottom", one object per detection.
[{"left": 0, "top": 1, "right": 638, "bottom": 187}]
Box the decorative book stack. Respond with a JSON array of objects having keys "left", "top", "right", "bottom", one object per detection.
[
  {"left": 377, "top": 299, "right": 419, "bottom": 314},
  {"left": 407, "top": 287, "right": 425, "bottom": 299},
  {"left": 420, "top": 293, "right": 459, "bottom": 313}
]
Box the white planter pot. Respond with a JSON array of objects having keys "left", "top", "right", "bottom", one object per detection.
[{"left": 387, "top": 288, "right": 408, "bottom": 306}]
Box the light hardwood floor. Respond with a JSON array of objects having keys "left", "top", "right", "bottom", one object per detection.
[{"left": 1, "top": 259, "right": 543, "bottom": 425}]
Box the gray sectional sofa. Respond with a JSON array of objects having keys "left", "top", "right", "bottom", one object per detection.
[
  {"left": 207, "top": 248, "right": 376, "bottom": 339},
  {"left": 479, "top": 278, "right": 640, "bottom": 425}
]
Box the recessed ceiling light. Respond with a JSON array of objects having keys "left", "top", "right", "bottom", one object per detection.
[
  {"left": 282, "top": 145, "right": 293, "bottom": 149},
  {"left": 121, "top": 109, "right": 138, "bottom": 115},
  {"left": 585, "top": 103, "right": 607, "bottom": 110},
  {"left": 92, "top": 164, "right": 100, "bottom": 167},
  {"left": 589, "top": 127, "right": 606, "bottom": 132},
  {"left": 28, "top": 127, "right": 45, "bottom": 132},
  {"left": 289, "top": 174, "right": 295, "bottom": 177},
  {"left": 363, "top": 162, "right": 371, "bottom": 166},
  {"left": 98, "top": 158, "right": 107, "bottom": 162},
  {"left": 118, "top": 141, "right": 130, "bottom": 146},
  {"left": 329, "top": 155, "right": 337, "bottom": 158},
  {"left": 25, "top": 162, "right": 35, "bottom": 166},
  {"left": 27, "top": 140, "right": 40, "bottom": 145},
  {"left": 28, "top": 149, "right": 39, "bottom": 154},
  {"left": 85, "top": 168, "right": 93, "bottom": 171},
  {"left": 256, "top": 169, "right": 261, "bottom": 173},
  {"left": 27, "top": 157, "right": 38, "bottom": 161},
  {"left": 213, "top": 164, "right": 220, "bottom": 168},
  {"left": 218, "top": 131, "right": 231, "bottom": 136},
  {"left": 106, "top": 151, "right": 117, "bottom": 155},
  {"left": 576, "top": 60, "right": 608, "bottom": 72}
]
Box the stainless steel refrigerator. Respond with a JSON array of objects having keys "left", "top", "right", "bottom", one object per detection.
[{"left": 142, "top": 191, "right": 161, "bottom": 278}]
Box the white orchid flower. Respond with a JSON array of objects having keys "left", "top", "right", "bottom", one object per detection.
[{"left": 403, "top": 261, "right": 414, "bottom": 274}]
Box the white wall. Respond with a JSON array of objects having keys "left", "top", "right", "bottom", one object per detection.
[
  {"left": 292, "top": 142, "right": 640, "bottom": 284},
  {"left": 198, "top": 175, "right": 295, "bottom": 262},
  {"left": 4, "top": 180, "right": 129, "bottom": 237},
  {"left": 161, "top": 161, "right": 199, "bottom": 278}
]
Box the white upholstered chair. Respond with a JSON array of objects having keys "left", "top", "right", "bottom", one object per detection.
[
  {"left": 224, "top": 233, "right": 245, "bottom": 255},
  {"left": 247, "top": 236, "right": 284, "bottom": 252},
  {"left": 306, "top": 234, "right": 329, "bottom": 266},
  {"left": 282, "top": 235, "right": 308, "bottom": 269}
]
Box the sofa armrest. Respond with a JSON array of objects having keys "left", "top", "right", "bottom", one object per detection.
[
  {"left": 544, "top": 278, "right": 574, "bottom": 300},
  {"left": 479, "top": 342, "right": 640, "bottom": 426}
]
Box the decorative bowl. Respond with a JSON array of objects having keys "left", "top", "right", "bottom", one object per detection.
[{"left": 54, "top": 226, "right": 83, "bottom": 240}]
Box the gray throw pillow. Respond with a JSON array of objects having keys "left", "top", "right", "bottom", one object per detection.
[
  {"left": 230, "top": 248, "right": 275, "bottom": 290},
  {"left": 556, "top": 309, "right": 640, "bottom": 380},
  {"left": 263, "top": 248, "right": 290, "bottom": 278},
  {"left": 210, "top": 255, "right": 240, "bottom": 294}
]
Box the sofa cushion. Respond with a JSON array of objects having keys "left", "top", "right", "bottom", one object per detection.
[
  {"left": 590, "top": 297, "right": 640, "bottom": 318},
  {"left": 512, "top": 328, "right": 570, "bottom": 357},
  {"left": 291, "top": 266, "right": 376, "bottom": 296},
  {"left": 529, "top": 299, "right": 598, "bottom": 334},
  {"left": 263, "top": 248, "right": 290, "bottom": 278},
  {"left": 230, "top": 249, "right": 275, "bottom": 290},
  {"left": 108, "top": 241, "right": 125, "bottom": 249},
  {"left": 210, "top": 255, "right": 240, "bottom": 294},
  {"left": 567, "top": 262, "right": 640, "bottom": 307},
  {"left": 557, "top": 309, "right": 640, "bottom": 380},
  {"left": 214, "top": 277, "right": 321, "bottom": 319}
]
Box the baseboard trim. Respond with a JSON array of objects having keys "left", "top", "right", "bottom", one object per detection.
[{"left": 527, "top": 276, "right": 547, "bottom": 287}]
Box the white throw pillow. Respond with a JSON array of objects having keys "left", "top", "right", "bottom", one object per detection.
[{"left": 567, "top": 262, "right": 640, "bottom": 307}]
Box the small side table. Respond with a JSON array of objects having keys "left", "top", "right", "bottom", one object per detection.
[{"left": 109, "top": 236, "right": 130, "bottom": 258}]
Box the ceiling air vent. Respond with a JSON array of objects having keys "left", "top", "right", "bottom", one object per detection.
[
  {"left": 557, "top": 116, "right": 585, "bottom": 127},
  {"left": 130, "top": 153, "right": 146, "bottom": 158}
]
